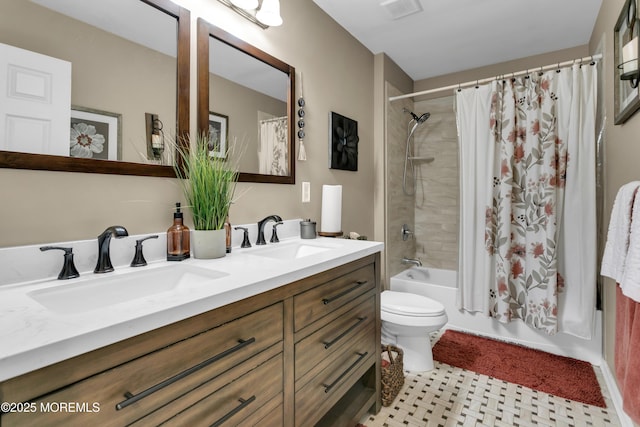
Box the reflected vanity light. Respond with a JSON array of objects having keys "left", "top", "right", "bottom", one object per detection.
[{"left": 217, "top": 0, "right": 282, "bottom": 28}]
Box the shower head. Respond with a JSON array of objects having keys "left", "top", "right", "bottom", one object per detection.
[{"left": 403, "top": 108, "right": 430, "bottom": 124}]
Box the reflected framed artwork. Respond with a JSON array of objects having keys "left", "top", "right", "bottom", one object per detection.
[
  {"left": 329, "top": 111, "right": 359, "bottom": 171},
  {"left": 70, "top": 107, "right": 121, "bottom": 160},
  {"left": 208, "top": 111, "right": 228, "bottom": 159}
]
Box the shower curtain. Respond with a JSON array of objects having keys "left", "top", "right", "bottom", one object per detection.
[
  {"left": 456, "top": 64, "right": 597, "bottom": 338},
  {"left": 258, "top": 117, "right": 288, "bottom": 176}
]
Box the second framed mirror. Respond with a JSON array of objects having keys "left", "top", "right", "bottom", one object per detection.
[{"left": 197, "top": 18, "right": 295, "bottom": 184}]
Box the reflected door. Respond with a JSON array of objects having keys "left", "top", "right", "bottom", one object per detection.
[{"left": 0, "top": 43, "right": 71, "bottom": 156}]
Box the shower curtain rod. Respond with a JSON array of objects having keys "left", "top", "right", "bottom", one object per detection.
[{"left": 388, "top": 53, "right": 602, "bottom": 101}]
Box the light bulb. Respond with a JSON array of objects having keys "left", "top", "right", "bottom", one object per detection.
[
  {"left": 256, "top": 0, "right": 282, "bottom": 26},
  {"left": 230, "top": 0, "right": 258, "bottom": 10}
]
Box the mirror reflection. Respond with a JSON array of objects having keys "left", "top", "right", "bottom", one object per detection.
[
  {"left": 0, "top": 0, "right": 189, "bottom": 177},
  {"left": 198, "top": 19, "right": 295, "bottom": 184}
]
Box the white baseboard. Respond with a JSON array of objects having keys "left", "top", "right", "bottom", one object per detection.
[{"left": 600, "top": 358, "right": 635, "bottom": 427}]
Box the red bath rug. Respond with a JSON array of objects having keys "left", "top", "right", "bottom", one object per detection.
[{"left": 432, "top": 329, "right": 606, "bottom": 407}]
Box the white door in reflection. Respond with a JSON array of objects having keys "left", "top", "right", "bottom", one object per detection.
[{"left": 0, "top": 43, "right": 71, "bottom": 156}]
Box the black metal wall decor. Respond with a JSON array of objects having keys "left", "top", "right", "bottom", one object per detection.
[{"left": 329, "top": 111, "right": 359, "bottom": 171}]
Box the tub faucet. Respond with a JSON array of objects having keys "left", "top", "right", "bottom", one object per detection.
[
  {"left": 256, "top": 215, "right": 283, "bottom": 245},
  {"left": 95, "top": 225, "right": 129, "bottom": 273},
  {"left": 401, "top": 257, "right": 422, "bottom": 267}
]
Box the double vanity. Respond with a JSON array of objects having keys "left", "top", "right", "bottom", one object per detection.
[{"left": 0, "top": 220, "right": 383, "bottom": 426}]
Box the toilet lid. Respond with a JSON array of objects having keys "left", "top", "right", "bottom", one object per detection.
[{"left": 381, "top": 291, "right": 445, "bottom": 317}]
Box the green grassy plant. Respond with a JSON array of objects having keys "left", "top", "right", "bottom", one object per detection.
[{"left": 173, "top": 133, "right": 238, "bottom": 231}]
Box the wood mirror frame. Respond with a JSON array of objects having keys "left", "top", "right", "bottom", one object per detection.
[
  {"left": 0, "top": 0, "right": 190, "bottom": 178},
  {"left": 197, "top": 18, "right": 295, "bottom": 184}
]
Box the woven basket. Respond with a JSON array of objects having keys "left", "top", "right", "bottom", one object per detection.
[{"left": 381, "top": 344, "right": 404, "bottom": 406}]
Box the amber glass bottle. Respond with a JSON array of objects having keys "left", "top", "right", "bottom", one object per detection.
[
  {"left": 224, "top": 215, "right": 232, "bottom": 253},
  {"left": 167, "top": 202, "right": 190, "bottom": 261}
]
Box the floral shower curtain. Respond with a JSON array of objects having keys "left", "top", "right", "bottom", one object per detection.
[
  {"left": 258, "top": 117, "right": 288, "bottom": 176},
  {"left": 456, "top": 64, "right": 597, "bottom": 337}
]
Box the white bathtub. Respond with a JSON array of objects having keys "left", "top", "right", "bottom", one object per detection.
[{"left": 390, "top": 267, "right": 603, "bottom": 365}]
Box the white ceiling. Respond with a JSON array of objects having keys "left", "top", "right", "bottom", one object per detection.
[{"left": 312, "top": 0, "right": 603, "bottom": 81}]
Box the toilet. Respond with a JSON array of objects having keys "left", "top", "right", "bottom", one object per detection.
[{"left": 381, "top": 290, "right": 448, "bottom": 372}]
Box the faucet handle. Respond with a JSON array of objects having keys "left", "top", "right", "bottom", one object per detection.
[
  {"left": 130, "top": 235, "right": 159, "bottom": 267},
  {"left": 234, "top": 227, "right": 251, "bottom": 248},
  {"left": 270, "top": 222, "right": 283, "bottom": 243},
  {"left": 40, "top": 246, "right": 80, "bottom": 280}
]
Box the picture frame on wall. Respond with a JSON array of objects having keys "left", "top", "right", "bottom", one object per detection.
[
  {"left": 614, "top": 0, "right": 640, "bottom": 124},
  {"left": 329, "top": 111, "right": 359, "bottom": 171},
  {"left": 208, "top": 111, "right": 228, "bottom": 159},
  {"left": 70, "top": 106, "right": 121, "bottom": 160}
]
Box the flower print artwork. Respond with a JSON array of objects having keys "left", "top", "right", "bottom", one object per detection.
[
  {"left": 70, "top": 122, "right": 105, "bottom": 158},
  {"left": 69, "top": 107, "right": 121, "bottom": 161}
]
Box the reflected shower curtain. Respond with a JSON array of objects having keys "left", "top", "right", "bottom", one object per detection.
[
  {"left": 456, "top": 64, "right": 597, "bottom": 338},
  {"left": 258, "top": 117, "right": 288, "bottom": 176}
]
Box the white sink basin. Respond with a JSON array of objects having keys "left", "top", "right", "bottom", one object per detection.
[
  {"left": 27, "top": 264, "right": 227, "bottom": 314},
  {"left": 249, "top": 240, "right": 342, "bottom": 260}
]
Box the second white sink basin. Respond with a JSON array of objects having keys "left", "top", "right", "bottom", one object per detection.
[
  {"left": 27, "top": 264, "right": 228, "bottom": 314},
  {"left": 249, "top": 240, "right": 342, "bottom": 260}
]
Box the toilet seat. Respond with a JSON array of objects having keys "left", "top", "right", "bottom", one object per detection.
[{"left": 381, "top": 290, "right": 445, "bottom": 317}]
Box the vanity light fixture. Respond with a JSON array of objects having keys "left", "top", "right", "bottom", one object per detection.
[
  {"left": 230, "top": 0, "right": 258, "bottom": 9},
  {"left": 217, "top": 0, "right": 282, "bottom": 29}
]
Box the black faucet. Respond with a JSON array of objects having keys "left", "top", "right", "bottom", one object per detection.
[
  {"left": 94, "top": 225, "right": 129, "bottom": 273},
  {"left": 256, "top": 215, "right": 283, "bottom": 245}
]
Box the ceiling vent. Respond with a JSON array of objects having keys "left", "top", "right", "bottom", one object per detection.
[{"left": 379, "top": 0, "right": 423, "bottom": 20}]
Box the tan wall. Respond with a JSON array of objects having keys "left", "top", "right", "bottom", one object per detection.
[
  {"left": 590, "top": 0, "right": 640, "bottom": 402},
  {"left": 209, "top": 73, "right": 286, "bottom": 173},
  {"left": 0, "top": 0, "right": 375, "bottom": 247}
]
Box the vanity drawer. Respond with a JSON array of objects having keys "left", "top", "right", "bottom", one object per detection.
[
  {"left": 294, "top": 326, "right": 376, "bottom": 427},
  {"left": 2, "top": 303, "right": 283, "bottom": 427},
  {"left": 295, "top": 294, "right": 375, "bottom": 384},
  {"left": 294, "top": 263, "right": 375, "bottom": 332},
  {"left": 155, "top": 352, "right": 283, "bottom": 427}
]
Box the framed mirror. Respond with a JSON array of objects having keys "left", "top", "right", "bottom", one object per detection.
[
  {"left": 197, "top": 18, "right": 295, "bottom": 184},
  {"left": 0, "top": 0, "right": 190, "bottom": 177}
]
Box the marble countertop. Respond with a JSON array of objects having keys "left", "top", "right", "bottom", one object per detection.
[{"left": 0, "top": 230, "right": 383, "bottom": 382}]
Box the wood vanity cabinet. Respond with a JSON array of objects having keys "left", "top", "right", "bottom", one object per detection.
[{"left": 0, "top": 253, "right": 381, "bottom": 427}]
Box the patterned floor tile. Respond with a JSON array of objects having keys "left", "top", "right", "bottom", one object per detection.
[{"left": 361, "top": 335, "right": 621, "bottom": 427}]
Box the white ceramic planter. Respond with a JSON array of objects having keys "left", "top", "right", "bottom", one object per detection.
[{"left": 191, "top": 229, "right": 226, "bottom": 259}]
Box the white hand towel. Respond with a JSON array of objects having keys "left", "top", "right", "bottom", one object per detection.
[
  {"left": 602, "top": 182, "right": 640, "bottom": 282},
  {"left": 621, "top": 191, "right": 640, "bottom": 302}
]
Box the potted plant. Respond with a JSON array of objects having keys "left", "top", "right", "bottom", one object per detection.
[{"left": 173, "top": 132, "right": 238, "bottom": 259}]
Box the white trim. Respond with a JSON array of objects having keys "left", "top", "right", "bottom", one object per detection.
[{"left": 600, "top": 358, "right": 635, "bottom": 427}]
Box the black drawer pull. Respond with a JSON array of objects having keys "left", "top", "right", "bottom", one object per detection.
[
  {"left": 323, "top": 316, "right": 368, "bottom": 349},
  {"left": 210, "top": 395, "right": 256, "bottom": 427},
  {"left": 322, "top": 351, "right": 369, "bottom": 393},
  {"left": 322, "top": 280, "right": 368, "bottom": 305},
  {"left": 115, "top": 337, "right": 256, "bottom": 410}
]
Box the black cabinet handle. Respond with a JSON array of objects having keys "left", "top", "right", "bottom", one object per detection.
[
  {"left": 323, "top": 317, "right": 368, "bottom": 349},
  {"left": 210, "top": 395, "right": 256, "bottom": 427},
  {"left": 322, "top": 280, "right": 368, "bottom": 305},
  {"left": 322, "top": 351, "right": 368, "bottom": 393},
  {"left": 115, "top": 337, "right": 256, "bottom": 410}
]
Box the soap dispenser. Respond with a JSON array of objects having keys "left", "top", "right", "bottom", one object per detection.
[{"left": 167, "top": 202, "right": 190, "bottom": 261}]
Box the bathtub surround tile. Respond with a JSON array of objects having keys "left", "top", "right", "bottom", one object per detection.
[{"left": 360, "top": 333, "right": 620, "bottom": 427}]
